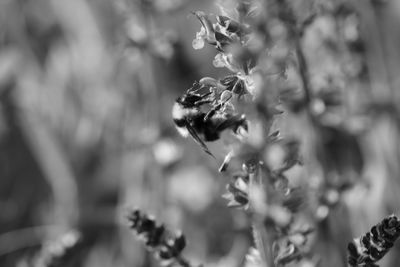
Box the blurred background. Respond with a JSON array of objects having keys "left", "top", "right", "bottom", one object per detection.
[{"left": 1, "top": 0, "right": 400, "bottom": 266}]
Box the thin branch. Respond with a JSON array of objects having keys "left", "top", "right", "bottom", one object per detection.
[{"left": 295, "top": 39, "right": 312, "bottom": 105}]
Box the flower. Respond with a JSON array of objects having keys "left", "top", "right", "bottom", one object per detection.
[
  {"left": 192, "top": 26, "right": 206, "bottom": 50},
  {"left": 348, "top": 214, "right": 400, "bottom": 266}
]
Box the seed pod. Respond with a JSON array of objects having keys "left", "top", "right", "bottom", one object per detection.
[{"left": 347, "top": 215, "right": 400, "bottom": 266}]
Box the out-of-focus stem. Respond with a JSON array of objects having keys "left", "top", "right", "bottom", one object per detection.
[
  {"left": 0, "top": 225, "right": 64, "bottom": 257},
  {"left": 176, "top": 255, "right": 192, "bottom": 267},
  {"left": 295, "top": 39, "right": 312, "bottom": 106},
  {"left": 249, "top": 169, "right": 274, "bottom": 267},
  {"left": 19, "top": 111, "right": 79, "bottom": 228},
  {"left": 351, "top": 1, "right": 392, "bottom": 102}
]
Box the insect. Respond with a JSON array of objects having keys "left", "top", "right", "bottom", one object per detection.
[{"left": 172, "top": 81, "right": 247, "bottom": 158}]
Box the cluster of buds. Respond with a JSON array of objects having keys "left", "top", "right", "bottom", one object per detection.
[
  {"left": 126, "top": 209, "right": 193, "bottom": 267},
  {"left": 223, "top": 133, "right": 303, "bottom": 209},
  {"left": 348, "top": 214, "right": 400, "bottom": 267},
  {"left": 192, "top": 11, "right": 249, "bottom": 51},
  {"left": 223, "top": 165, "right": 251, "bottom": 208},
  {"left": 273, "top": 227, "right": 316, "bottom": 266},
  {"left": 195, "top": 76, "right": 248, "bottom": 123},
  {"left": 191, "top": 2, "right": 264, "bottom": 91},
  {"left": 222, "top": 153, "right": 311, "bottom": 265}
]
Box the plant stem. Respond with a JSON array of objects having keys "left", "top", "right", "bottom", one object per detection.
[
  {"left": 295, "top": 39, "right": 312, "bottom": 105},
  {"left": 249, "top": 168, "right": 274, "bottom": 267},
  {"left": 176, "top": 255, "right": 192, "bottom": 267}
]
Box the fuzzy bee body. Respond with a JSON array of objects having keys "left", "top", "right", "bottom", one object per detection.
[
  {"left": 172, "top": 102, "right": 198, "bottom": 138},
  {"left": 172, "top": 85, "right": 247, "bottom": 157},
  {"left": 172, "top": 100, "right": 224, "bottom": 142}
]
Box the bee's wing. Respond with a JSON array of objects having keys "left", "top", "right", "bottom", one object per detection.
[{"left": 185, "top": 123, "right": 215, "bottom": 158}]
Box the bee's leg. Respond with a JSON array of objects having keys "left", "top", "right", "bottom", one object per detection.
[
  {"left": 195, "top": 99, "right": 213, "bottom": 105},
  {"left": 204, "top": 91, "right": 233, "bottom": 122},
  {"left": 193, "top": 91, "right": 214, "bottom": 105},
  {"left": 218, "top": 150, "right": 234, "bottom": 172},
  {"left": 203, "top": 103, "right": 223, "bottom": 122},
  {"left": 201, "top": 91, "right": 213, "bottom": 98},
  {"left": 187, "top": 81, "right": 203, "bottom": 93}
]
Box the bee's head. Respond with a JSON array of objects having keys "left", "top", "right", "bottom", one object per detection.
[
  {"left": 176, "top": 93, "right": 203, "bottom": 108},
  {"left": 172, "top": 101, "right": 190, "bottom": 137},
  {"left": 172, "top": 98, "right": 200, "bottom": 121},
  {"left": 173, "top": 82, "right": 206, "bottom": 138},
  {"left": 172, "top": 94, "right": 203, "bottom": 138}
]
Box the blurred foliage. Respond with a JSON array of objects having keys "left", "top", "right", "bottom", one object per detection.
[{"left": 1, "top": 0, "right": 400, "bottom": 267}]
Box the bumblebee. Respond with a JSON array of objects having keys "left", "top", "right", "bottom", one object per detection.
[{"left": 172, "top": 82, "right": 247, "bottom": 157}]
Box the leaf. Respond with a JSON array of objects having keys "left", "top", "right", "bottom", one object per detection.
[
  {"left": 215, "top": 31, "right": 233, "bottom": 48},
  {"left": 217, "top": 15, "right": 247, "bottom": 35}
]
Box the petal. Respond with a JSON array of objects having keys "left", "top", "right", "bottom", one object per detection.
[
  {"left": 192, "top": 38, "right": 205, "bottom": 50},
  {"left": 213, "top": 53, "right": 226, "bottom": 68}
]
